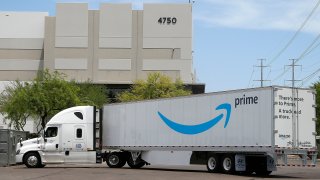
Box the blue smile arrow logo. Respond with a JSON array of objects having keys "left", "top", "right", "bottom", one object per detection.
[{"left": 157, "top": 103, "right": 231, "bottom": 135}]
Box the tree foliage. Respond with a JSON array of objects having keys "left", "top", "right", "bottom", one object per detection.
[
  {"left": 29, "top": 70, "right": 81, "bottom": 129},
  {"left": 0, "top": 81, "right": 30, "bottom": 131},
  {"left": 0, "top": 70, "right": 109, "bottom": 131},
  {"left": 75, "top": 81, "right": 109, "bottom": 108},
  {"left": 117, "top": 72, "right": 191, "bottom": 102},
  {"left": 313, "top": 80, "right": 320, "bottom": 135}
]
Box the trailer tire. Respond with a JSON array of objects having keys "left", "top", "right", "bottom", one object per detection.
[
  {"left": 206, "top": 155, "right": 220, "bottom": 173},
  {"left": 23, "top": 152, "right": 42, "bottom": 168},
  {"left": 106, "top": 153, "right": 126, "bottom": 168},
  {"left": 127, "top": 156, "right": 145, "bottom": 169},
  {"left": 221, "top": 155, "right": 235, "bottom": 174}
]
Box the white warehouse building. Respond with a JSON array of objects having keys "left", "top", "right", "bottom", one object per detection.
[{"left": 0, "top": 3, "right": 204, "bottom": 132}]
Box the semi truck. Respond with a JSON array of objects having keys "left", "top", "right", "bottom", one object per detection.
[{"left": 15, "top": 86, "right": 317, "bottom": 175}]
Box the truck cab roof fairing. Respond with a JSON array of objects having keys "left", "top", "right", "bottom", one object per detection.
[{"left": 47, "top": 106, "right": 92, "bottom": 125}]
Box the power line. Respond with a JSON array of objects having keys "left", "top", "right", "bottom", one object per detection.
[
  {"left": 247, "top": 68, "right": 255, "bottom": 88},
  {"left": 267, "top": 0, "right": 320, "bottom": 66},
  {"left": 298, "top": 66, "right": 320, "bottom": 87},
  {"left": 304, "top": 38, "right": 320, "bottom": 57},
  {"left": 272, "top": 32, "right": 320, "bottom": 83}
]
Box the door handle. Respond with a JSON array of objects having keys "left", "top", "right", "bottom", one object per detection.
[{"left": 56, "top": 144, "right": 59, "bottom": 148}]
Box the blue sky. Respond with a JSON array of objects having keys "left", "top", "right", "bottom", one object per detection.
[{"left": 1, "top": 0, "right": 320, "bottom": 92}]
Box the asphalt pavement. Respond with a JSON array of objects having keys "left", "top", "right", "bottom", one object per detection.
[{"left": 1, "top": 163, "right": 320, "bottom": 180}]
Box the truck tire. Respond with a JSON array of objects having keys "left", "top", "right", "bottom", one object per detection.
[
  {"left": 106, "top": 153, "right": 126, "bottom": 168},
  {"left": 127, "top": 156, "right": 145, "bottom": 169},
  {"left": 206, "top": 155, "right": 220, "bottom": 173},
  {"left": 23, "top": 152, "right": 42, "bottom": 168},
  {"left": 221, "top": 155, "right": 235, "bottom": 174}
]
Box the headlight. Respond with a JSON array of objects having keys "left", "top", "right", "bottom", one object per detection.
[{"left": 16, "top": 149, "right": 20, "bottom": 155}]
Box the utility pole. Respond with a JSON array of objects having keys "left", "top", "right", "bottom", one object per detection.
[
  {"left": 285, "top": 59, "right": 302, "bottom": 88},
  {"left": 254, "top": 59, "right": 269, "bottom": 87},
  {"left": 285, "top": 59, "right": 302, "bottom": 149}
]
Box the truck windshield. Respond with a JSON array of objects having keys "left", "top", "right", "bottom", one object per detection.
[{"left": 45, "top": 127, "right": 58, "bottom": 138}]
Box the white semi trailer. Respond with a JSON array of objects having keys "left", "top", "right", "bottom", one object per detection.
[{"left": 15, "top": 86, "right": 317, "bottom": 175}]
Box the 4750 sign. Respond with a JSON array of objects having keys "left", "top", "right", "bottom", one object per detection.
[{"left": 158, "top": 17, "right": 177, "bottom": 25}]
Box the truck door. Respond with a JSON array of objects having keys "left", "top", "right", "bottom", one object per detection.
[
  {"left": 43, "top": 126, "right": 64, "bottom": 163},
  {"left": 64, "top": 125, "right": 95, "bottom": 163}
]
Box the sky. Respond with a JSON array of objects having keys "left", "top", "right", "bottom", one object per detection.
[{"left": 1, "top": 0, "right": 320, "bottom": 92}]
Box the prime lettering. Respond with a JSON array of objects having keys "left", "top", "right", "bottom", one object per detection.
[{"left": 235, "top": 94, "right": 258, "bottom": 108}]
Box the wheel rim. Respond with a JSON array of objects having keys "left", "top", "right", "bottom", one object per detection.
[
  {"left": 27, "top": 156, "right": 38, "bottom": 167},
  {"left": 208, "top": 157, "right": 217, "bottom": 170},
  {"left": 223, "top": 157, "right": 232, "bottom": 171},
  {"left": 109, "top": 155, "right": 120, "bottom": 166}
]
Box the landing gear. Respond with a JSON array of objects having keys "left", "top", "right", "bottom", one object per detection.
[
  {"left": 127, "top": 156, "right": 145, "bottom": 169},
  {"left": 127, "top": 152, "right": 145, "bottom": 169}
]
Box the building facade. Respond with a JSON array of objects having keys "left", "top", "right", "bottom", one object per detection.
[
  {"left": 0, "top": 3, "right": 202, "bottom": 86},
  {"left": 0, "top": 3, "right": 204, "bottom": 132}
]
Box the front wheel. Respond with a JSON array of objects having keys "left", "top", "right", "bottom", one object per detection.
[
  {"left": 106, "top": 153, "right": 126, "bottom": 168},
  {"left": 23, "top": 152, "right": 42, "bottom": 168}
]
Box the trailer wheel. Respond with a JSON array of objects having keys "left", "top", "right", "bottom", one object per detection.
[
  {"left": 206, "top": 155, "right": 220, "bottom": 173},
  {"left": 127, "top": 156, "right": 145, "bottom": 169},
  {"left": 106, "top": 153, "right": 126, "bottom": 168},
  {"left": 23, "top": 152, "right": 42, "bottom": 168},
  {"left": 221, "top": 155, "right": 235, "bottom": 174}
]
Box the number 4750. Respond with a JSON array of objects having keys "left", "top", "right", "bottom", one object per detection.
[{"left": 158, "top": 17, "right": 177, "bottom": 25}]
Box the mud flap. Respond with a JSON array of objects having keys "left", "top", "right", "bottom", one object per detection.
[
  {"left": 267, "top": 155, "right": 277, "bottom": 171},
  {"left": 235, "top": 154, "right": 246, "bottom": 172}
]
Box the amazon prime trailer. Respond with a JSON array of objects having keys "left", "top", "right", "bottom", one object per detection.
[
  {"left": 16, "top": 86, "right": 317, "bottom": 176},
  {"left": 102, "top": 86, "right": 317, "bottom": 174}
]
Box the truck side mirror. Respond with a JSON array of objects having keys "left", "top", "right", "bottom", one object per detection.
[
  {"left": 43, "top": 129, "right": 47, "bottom": 142},
  {"left": 19, "top": 137, "right": 23, "bottom": 146}
]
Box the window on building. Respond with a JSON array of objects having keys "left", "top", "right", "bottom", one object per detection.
[{"left": 76, "top": 128, "right": 82, "bottom": 138}]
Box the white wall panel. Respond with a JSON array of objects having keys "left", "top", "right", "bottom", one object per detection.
[
  {"left": 0, "top": 59, "right": 40, "bottom": 70},
  {"left": 99, "top": 4, "right": 132, "bottom": 48},
  {"left": 55, "top": 37, "right": 88, "bottom": 48},
  {"left": 0, "top": 38, "right": 44, "bottom": 49},
  {"left": 143, "top": 38, "right": 191, "bottom": 59},
  {"left": 98, "top": 59, "right": 131, "bottom": 70},
  {"left": 55, "top": 58, "right": 87, "bottom": 70},
  {"left": 56, "top": 3, "right": 88, "bottom": 37},
  {"left": 99, "top": 38, "right": 131, "bottom": 48},
  {"left": 0, "top": 12, "right": 48, "bottom": 38},
  {"left": 55, "top": 3, "right": 88, "bottom": 48},
  {"left": 99, "top": 4, "right": 132, "bottom": 38}
]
